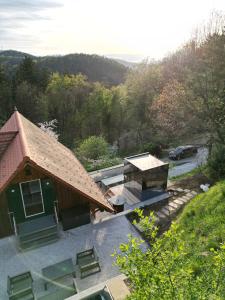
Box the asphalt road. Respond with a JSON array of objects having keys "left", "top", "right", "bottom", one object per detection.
[{"left": 166, "top": 147, "right": 208, "bottom": 178}]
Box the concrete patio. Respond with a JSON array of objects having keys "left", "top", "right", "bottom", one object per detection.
[{"left": 0, "top": 214, "right": 144, "bottom": 300}]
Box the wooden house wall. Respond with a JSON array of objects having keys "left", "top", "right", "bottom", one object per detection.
[
  {"left": 11, "top": 166, "right": 47, "bottom": 185},
  {"left": 55, "top": 182, "right": 90, "bottom": 211},
  {"left": 6, "top": 166, "right": 55, "bottom": 224},
  {"left": 2, "top": 165, "right": 93, "bottom": 233},
  {"left": 0, "top": 192, "right": 13, "bottom": 238}
]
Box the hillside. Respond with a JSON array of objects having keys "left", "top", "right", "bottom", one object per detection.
[
  {"left": 0, "top": 50, "right": 128, "bottom": 85},
  {"left": 114, "top": 179, "right": 225, "bottom": 299},
  {"left": 177, "top": 180, "right": 225, "bottom": 260}
]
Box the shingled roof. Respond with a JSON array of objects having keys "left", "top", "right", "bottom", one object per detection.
[{"left": 0, "top": 111, "right": 113, "bottom": 212}]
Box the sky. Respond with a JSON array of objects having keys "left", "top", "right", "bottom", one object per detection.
[{"left": 0, "top": 0, "right": 225, "bottom": 62}]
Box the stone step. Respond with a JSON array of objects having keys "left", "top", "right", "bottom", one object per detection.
[
  {"left": 180, "top": 196, "right": 190, "bottom": 203},
  {"left": 156, "top": 211, "right": 168, "bottom": 219},
  {"left": 186, "top": 192, "right": 194, "bottom": 199},
  {"left": 168, "top": 202, "right": 179, "bottom": 209},
  {"left": 19, "top": 232, "right": 59, "bottom": 251},
  {"left": 19, "top": 225, "right": 58, "bottom": 242},
  {"left": 173, "top": 199, "right": 184, "bottom": 205},
  {"left": 160, "top": 208, "right": 170, "bottom": 216}
]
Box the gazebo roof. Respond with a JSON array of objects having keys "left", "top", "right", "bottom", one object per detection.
[{"left": 0, "top": 111, "right": 113, "bottom": 212}]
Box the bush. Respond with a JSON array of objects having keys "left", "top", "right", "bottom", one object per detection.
[
  {"left": 84, "top": 156, "right": 122, "bottom": 172},
  {"left": 141, "top": 142, "right": 162, "bottom": 157},
  {"left": 76, "top": 136, "right": 109, "bottom": 160},
  {"left": 208, "top": 144, "right": 225, "bottom": 180}
]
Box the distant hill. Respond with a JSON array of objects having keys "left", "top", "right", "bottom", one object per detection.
[
  {"left": 0, "top": 50, "right": 128, "bottom": 85},
  {"left": 112, "top": 58, "right": 137, "bottom": 69}
]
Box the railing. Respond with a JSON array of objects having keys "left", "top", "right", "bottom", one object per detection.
[
  {"left": 8, "top": 212, "right": 17, "bottom": 236},
  {"left": 54, "top": 200, "right": 59, "bottom": 224}
]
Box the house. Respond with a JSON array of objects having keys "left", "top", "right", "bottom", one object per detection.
[{"left": 0, "top": 110, "right": 113, "bottom": 250}]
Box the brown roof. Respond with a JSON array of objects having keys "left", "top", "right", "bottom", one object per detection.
[{"left": 0, "top": 111, "right": 113, "bottom": 212}]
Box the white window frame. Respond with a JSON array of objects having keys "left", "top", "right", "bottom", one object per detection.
[{"left": 19, "top": 179, "right": 45, "bottom": 218}]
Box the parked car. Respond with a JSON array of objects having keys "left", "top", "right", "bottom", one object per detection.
[{"left": 169, "top": 145, "right": 198, "bottom": 160}]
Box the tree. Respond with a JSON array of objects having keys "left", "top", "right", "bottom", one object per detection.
[
  {"left": 46, "top": 73, "right": 92, "bottom": 147},
  {"left": 14, "top": 81, "right": 47, "bottom": 122},
  {"left": 15, "top": 56, "right": 49, "bottom": 91},
  {"left": 113, "top": 209, "right": 225, "bottom": 299},
  {"left": 76, "top": 136, "right": 109, "bottom": 160},
  {"left": 208, "top": 144, "right": 225, "bottom": 180},
  {"left": 38, "top": 119, "right": 59, "bottom": 140},
  {"left": 0, "top": 65, "right": 12, "bottom": 125},
  {"left": 151, "top": 80, "right": 198, "bottom": 141},
  {"left": 125, "top": 63, "right": 163, "bottom": 145}
]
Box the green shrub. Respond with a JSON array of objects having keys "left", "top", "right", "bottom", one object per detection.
[
  {"left": 76, "top": 136, "right": 109, "bottom": 160},
  {"left": 208, "top": 144, "right": 225, "bottom": 180},
  {"left": 141, "top": 142, "right": 162, "bottom": 157}
]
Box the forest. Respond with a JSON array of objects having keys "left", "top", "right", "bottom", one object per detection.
[{"left": 1, "top": 13, "right": 225, "bottom": 172}]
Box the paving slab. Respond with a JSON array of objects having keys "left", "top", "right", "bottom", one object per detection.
[
  {"left": 106, "top": 275, "right": 130, "bottom": 300},
  {"left": 169, "top": 202, "right": 179, "bottom": 209},
  {"left": 0, "top": 216, "right": 146, "bottom": 300},
  {"left": 166, "top": 205, "right": 176, "bottom": 213},
  {"left": 156, "top": 212, "right": 168, "bottom": 219},
  {"left": 180, "top": 197, "right": 189, "bottom": 203},
  {"left": 186, "top": 192, "right": 195, "bottom": 199},
  {"left": 174, "top": 199, "right": 185, "bottom": 206},
  {"left": 160, "top": 208, "right": 170, "bottom": 216}
]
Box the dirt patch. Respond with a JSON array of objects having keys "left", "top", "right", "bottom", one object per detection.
[{"left": 169, "top": 173, "right": 212, "bottom": 192}]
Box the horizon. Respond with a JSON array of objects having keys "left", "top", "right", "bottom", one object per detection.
[{"left": 1, "top": 0, "right": 225, "bottom": 62}]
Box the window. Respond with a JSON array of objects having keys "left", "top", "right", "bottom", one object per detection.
[{"left": 20, "top": 180, "right": 44, "bottom": 217}]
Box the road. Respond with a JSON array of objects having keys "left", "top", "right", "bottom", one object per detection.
[{"left": 165, "top": 147, "right": 208, "bottom": 178}]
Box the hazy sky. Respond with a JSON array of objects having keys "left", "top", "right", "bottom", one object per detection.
[{"left": 0, "top": 0, "right": 225, "bottom": 61}]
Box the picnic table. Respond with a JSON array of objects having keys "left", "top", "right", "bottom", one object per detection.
[{"left": 42, "top": 258, "right": 76, "bottom": 290}]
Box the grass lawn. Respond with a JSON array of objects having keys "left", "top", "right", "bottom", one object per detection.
[
  {"left": 176, "top": 180, "right": 225, "bottom": 272},
  {"left": 170, "top": 165, "right": 208, "bottom": 181}
]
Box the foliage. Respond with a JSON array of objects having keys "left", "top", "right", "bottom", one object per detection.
[
  {"left": 14, "top": 81, "right": 47, "bottom": 122},
  {"left": 113, "top": 183, "right": 225, "bottom": 299},
  {"left": 76, "top": 136, "right": 109, "bottom": 160},
  {"left": 141, "top": 142, "right": 162, "bottom": 157},
  {"left": 84, "top": 156, "right": 123, "bottom": 172},
  {"left": 208, "top": 144, "right": 225, "bottom": 180},
  {"left": 0, "top": 51, "right": 127, "bottom": 86},
  {"left": 1, "top": 12, "right": 225, "bottom": 163},
  {"left": 151, "top": 80, "right": 192, "bottom": 141}
]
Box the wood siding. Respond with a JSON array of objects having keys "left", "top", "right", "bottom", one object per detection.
[
  {"left": 0, "top": 192, "right": 13, "bottom": 238},
  {"left": 6, "top": 166, "right": 55, "bottom": 224},
  {"left": 11, "top": 166, "right": 47, "bottom": 185},
  {"left": 55, "top": 181, "right": 90, "bottom": 210}
]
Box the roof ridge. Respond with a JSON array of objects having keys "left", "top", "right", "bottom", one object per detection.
[{"left": 14, "top": 111, "right": 30, "bottom": 159}]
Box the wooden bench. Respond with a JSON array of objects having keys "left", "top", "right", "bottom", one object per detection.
[
  {"left": 76, "top": 247, "right": 101, "bottom": 279},
  {"left": 7, "top": 271, "right": 34, "bottom": 300},
  {"left": 42, "top": 258, "right": 76, "bottom": 290}
]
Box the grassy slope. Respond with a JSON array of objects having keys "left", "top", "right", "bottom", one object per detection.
[
  {"left": 176, "top": 180, "right": 225, "bottom": 269},
  {"left": 170, "top": 165, "right": 207, "bottom": 181}
]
